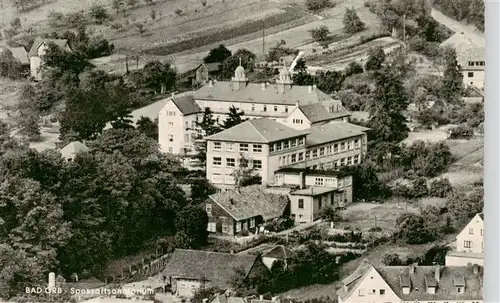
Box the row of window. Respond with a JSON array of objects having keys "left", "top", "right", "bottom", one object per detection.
[
  {"left": 213, "top": 142, "right": 263, "bottom": 153},
  {"left": 297, "top": 192, "right": 347, "bottom": 210},
  {"left": 463, "top": 240, "right": 484, "bottom": 249},
  {"left": 468, "top": 61, "right": 485, "bottom": 67},
  {"left": 270, "top": 137, "right": 305, "bottom": 153},
  {"left": 251, "top": 104, "right": 289, "bottom": 113},
  {"left": 279, "top": 153, "right": 360, "bottom": 167},
  {"left": 308, "top": 138, "right": 361, "bottom": 158},
  {"left": 358, "top": 288, "right": 385, "bottom": 296},
  {"left": 212, "top": 157, "right": 262, "bottom": 169},
  {"left": 469, "top": 227, "right": 483, "bottom": 235}
]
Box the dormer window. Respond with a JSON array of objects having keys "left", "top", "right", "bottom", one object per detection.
[
  {"left": 457, "top": 287, "right": 464, "bottom": 294},
  {"left": 427, "top": 286, "right": 436, "bottom": 294},
  {"left": 402, "top": 287, "right": 410, "bottom": 295}
]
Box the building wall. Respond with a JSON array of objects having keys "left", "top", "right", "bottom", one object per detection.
[
  {"left": 195, "top": 66, "right": 209, "bottom": 83},
  {"left": 289, "top": 195, "right": 314, "bottom": 223},
  {"left": 456, "top": 215, "right": 484, "bottom": 253},
  {"left": 30, "top": 56, "right": 42, "bottom": 80},
  {"left": 159, "top": 102, "right": 187, "bottom": 154},
  {"left": 445, "top": 254, "right": 484, "bottom": 267},
  {"left": 462, "top": 69, "right": 484, "bottom": 89},
  {"left": 340, "top": 267, "right": 401, "bottom": 303},
  {"left": 206, "top": 200, "right": 236, "bottom": 236},
  {"left": 281, "top": 108, "right": 311, "bottom": 130},
  {"left": 206, "top": 140, "right": 270, "bottom": 190}
]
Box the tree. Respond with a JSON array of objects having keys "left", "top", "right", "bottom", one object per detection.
[
  {"left": 17, "top": 111, "right": 41, "bottom": 141},
  {"left": 192, "top": 107, "right": 222, "bottom": 167},
  {"left": 306, "top": 0, "right": 332, "bottom": 11},
  {"left": 42, "top": 42, "right": 90, "bottom": 75},
  {"left": 365, "top": 46, "right": 385, "bottom": 71},
  {"left": 344, "top": 61, "right": 364, "bottom": 77},
  {"left": 309, "top": 26, "right": 330, "bottom": 44},
  {"left": 12, "top": 0, "right": 36, "bottom": 12},
  {"left": 368, "top": 66, "right": 409, "bottom": 144},
  {"left": 382, "top": 253, "right": 403, "bottom": 265},
  {"left": 395, "top": 213, "right": 434, "bottom": 244},
  {"left": 340, "top": 163, "right": 390, "bottom": 201},
  {"left": 142, "top": 60, "right": 177, "bottom": 93},
  {"left": 135, "top": 22, "right": 147, "bottom": 34},
  {"left": 88, "top": 3, "right": 108, "bottom": 24},
  {"left": 316, "top": 70, "right": 345, "bottom": 94},
  {"left": 222, "top": 106, "right": 247, "bottom": 129},
  {"left": 204, "top": 44, "right": 232, "bottom": 64},
  {"left": 136, "top": 116, "right": 158, "bottom": 140},
  {"left": 221, "top": 49, "right": 256, "bottom": 79},
  {"left": 0, "top": 49, "right": 23, "bottom": 79},
  {"left": 333, "top": 89, "right": 368, "bottom": 111},
  {"left": 321, "top": 206, "right": 342, "bottom": 223},
  {"left": 10, "top": 17, "right": 22, "bottom": 31},
  {"left": 190, "top": 178, "right": 217, "bottom": 204},
  {"left": 446, "top": 185, "right": 483, "bottom": 223},
  {"left": 440, "top": 47, "right": 463, "bottom": 103},
  {"left": 112, "top": 0, "right": 125, "bottom": 13},
  {"left": 175, "top": 205, "right": 209, "bottom": 248},
  {"left": 231, "top": 154, "right": 260, "bottom": 188},
  {"left": 343, "top": 7, "right": 365, "bottom": 34},
  {"left": 411, "top": 177, "right": 428, "bottom": 198}
]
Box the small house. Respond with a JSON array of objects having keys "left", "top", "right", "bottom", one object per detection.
[
  {"left": 194, "top": 62, "right": 222, "bottom": 86},
  {"left": 206, "top": 185, "right": 289, "bottom": 236},
  {"left": 60, "top": 141, "right": 89, "bottom": 161},
  {"left": 446, "top": 213, "right": 484, "bottom": 266},
  {"left": 28, "top": 37, "right": 71, "bottom": 81}
]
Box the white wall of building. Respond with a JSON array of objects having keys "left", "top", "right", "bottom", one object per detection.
[
  {"left": 339, "top": 266, "right": 401, "bottom": 303},
  {"left": 456, "top": 214, "right": 484, "bottom": 253},
  {"left": 462, "top": 70, "right": 485, "bottom": 89}
]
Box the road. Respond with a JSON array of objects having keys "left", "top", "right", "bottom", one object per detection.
[{"left": 431, "top": 8, "right": 485, "bottom": 48}]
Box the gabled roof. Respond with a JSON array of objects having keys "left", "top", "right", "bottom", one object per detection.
[
  {"left": 306, "top": 122, "right": 369, "bottom": 147},
  {"left": 339, "top": 261, "right": 484, "bottom": 302},
  {"left": 457, "top": 47, "right": 484, "bottom": 69},
  {"left": 298, "top": 102, "right": 349, "bottom": 123},
  {"left": 60, "top": 141, "right": 89, "bottom": 160},
  {"left": 205, "top": 118, "right": 308, "bottom": 143},
  {"left": 28, "top": 37, "right": 69, "bottom": 57},
  {"left": 193, "top": 81, "right": 333, "bottom": 105},
  {"left": 171, "top": 95, "right": 201, "bottom": 115},
  {"left": 162, "top": 249, "right": 259, "bottom": 289},
  {"left": 199, "top": 62, "right": 222, "bottom": 72},
  {"left": 1, "top": 46, "right": 29, "bottom": 64},
  {"left": 209, "top": 185, "right": 288, "bottom": 221}
]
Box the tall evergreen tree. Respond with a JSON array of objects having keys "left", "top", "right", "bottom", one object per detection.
[
  {"left": 222, "top": 106, "right": 247, "bottom": 129},
  {"left": 343, "top": 7, "right": 365, "bottom": 34},
  {"left": 192, "top": 108, "right": 222, "bottom": 168},
  {"left": 440, "top": 47, "right": 463, "bottom": 103}
]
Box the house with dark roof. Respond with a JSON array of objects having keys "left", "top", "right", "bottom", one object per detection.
[
  {"left": 206, "top": 185, "right": 289, "bottom": 236},
  {"left": 158, "top": 94, "right": 202, "bottom": 155},
  {"left": 1, "top": 46, "right": 29, "bottom": 65},
  {"left": 338, "top": 260, "right": 483, "bottom": 303},
  {"left": 28, "top": 37, "right": 71, "bottom": 81},
  {"left": 194, "top": 62, "right": 222, "bottom": 86},
  {"left": 283, "top": 101, "right": 350, "bottom": 130},
  {"left": 162, "top": 249, "right": 268, "bottom": 298},
  {"left": 446, "top": 213, "right": 484, "bottom": 267}
]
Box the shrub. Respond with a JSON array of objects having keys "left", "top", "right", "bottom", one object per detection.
[
  {"left": 343, "top": 7, "right": 365, "bottom": 34},
  {"left": 449, "top": 124, "right": 474, "bottom": 139},
  {"left": 395, "top": 213, "right": 435, "bottom": 244},
  {"left": 135, "top": 22, "right": 146, "bottom": 34},
  {"left": 309, "top": 25, "right": 330, "bottom": 43},
  {"left": 344, "top": 61, "right": 364, "bottom": 76},
  {"left": 150, "top": 9, "right": 157, "bottom": 20},
  {"left": 48, "top": 10, "right": 66, "bottom": 28},
  {"left": 429, "top": 178, "right": 453, "bottom": 198},
  {"left": 382, "top": 253, "right": 403, "bottom": 265},
  {"left": 175, "top": 9, "right": 183, "bottom": 16},
  {"left": 89, "top": 3, "right": 109, "bottom": 24},
  {"left": 411, "top": 177, "right": 428, "bottom": 198},
  {"left": 306, "top": 0, "right": 333, "bottom": 11},
  {"left": 65, "top": 11, "right": 86, "bottom": 28}
]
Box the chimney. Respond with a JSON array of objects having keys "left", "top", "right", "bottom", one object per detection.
[
  {"left": 295, "top": 101, "right": 299, "bottom": 107},
  {"left": 473, "top": 264, "right": 479, "bottom": 275},
  {"left": 230, "top": 249, "right": 235, "bottom": 254},
  {"left": 299, "top": 172, "right": 305, "bottom": 189},
  {"left": 48, "top": 272, "right": 56, "bottom": 289},
  {"left": 259, "top": 295, "right": 264, "bottom": 301},
  {"left": 434, "top": 265, "right": 440, "bottom": 283},
  {"left": 209, "top": 80, "right": 213, "bottom": 87},
  {"left": 262, "top": 82, "right": 266, "bottom": 90},
  {"left": 409, "top": 264, "right": 416, "bottom": 274},
  {"left": 266, "top": 82, "right": 270, "bottom": 86},
  {"left": 171, "top": 92, "right": 175, "bottom": 99},
  {"left": 308, "top": 85, "right": 312, "bottom": 93},
  {"left": 312, "top": 84, "right": 317, "bottom": 91}
]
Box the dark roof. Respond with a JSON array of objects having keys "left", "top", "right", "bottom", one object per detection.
[
  {"left": 1, "top": 46, "right": 28, "bottom": 64},
  {"left": 298, "top": 102, "right": 350, "bottom": 123},
  {"left": 201, "top": 62, "right": 222, "bottom": 72},
  {"left": 478, "top": 213, "right": 484, "bottom": 220},
  {"left": 306, "top": 122, "right": 369, "bottom": 147},
  {"left": 205, "top": 118, "right": 308, "bottom": 143},
  {"left": 162, "top": 249, "right": 259, "bottom": 289},
  {"left": 171, "top": 95, "right": 201, "bottom": 115},
  {"left": 209, "top": 185, "right": 288, "bottom": 221},
  {"left": 28, "top": 37, "right": 69, "bottom": 57},
  {"left": 262, "top": 245, "right": 294, "bottom": 259},
  {"left": 193, "top": 81, "right": 333, "bottom": 105},
  {"left": 339, "top": 261, "right": 483, "bottom": 302}
]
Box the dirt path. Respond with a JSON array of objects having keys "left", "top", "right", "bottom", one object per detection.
[{"left": 431, "top": 8, "right": 485, "bottom": 47}]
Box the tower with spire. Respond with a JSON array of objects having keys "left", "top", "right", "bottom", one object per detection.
[
  {"left": 231, "top": 57, "right": 248, "bottom": 91},
  {"left": 276, "top": 62, "right": 293, "bottom": 94}
]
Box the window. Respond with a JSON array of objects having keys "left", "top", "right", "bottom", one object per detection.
[
  {"left": 464, "top": 241, "right": 472, "bottom": 248},
  {"left": 253, "top": 144, "right": 262, "bottom": 153},
  {"left": 315, "top": 178, "right": 324, "bottom": 186},
  {"left": 379, "top": 289, "right": 385, "bottom": 295},
  {"left": 226, "top": 143, "right": 235, "bottom": 151},
  {"left": 298, "top": 152, "right": 304, "bottom": 161},
  {"left": 293, "top": 119, "right": 303, "bottom": 124},
  {"left": 226, "top": 158, "right": 235, "bottom": 167},
  {"left": 354, "top": 139, "right": 360, "bottom": 148},
  {"left": 240, "top": 143, "right": 249, "bottom": 151},
  {"left": 285, "top": 106, "right": 288, "bottom": 113},
  {"left": 358, "top": 289, "right": 364, "bottom": 297},
  {"left": 270, "top": 144, "right": 275, "bottom": 152},
  {"left": 212, "top": 173, "right": 223, "bottom": 184},
  {"left": 250, "top": 218, "right": 255, "bottom": 228},
  {"left": 236, "top": 222, "right": 241, "bottom": 232},
  {"left": 457, "top": 287, "right": 464, "bottom": 294},
  {"left": 468, "top": 72, "right": 474, "bottom": 77},
  {"left": 319, "top": 147, "right": 325, "bottom": 156},
  {"left": 469, "top": 228, "right": 474, "bottom": 234},
  {"left": 334, "top": 144, "right": 338, "bottom": 152},
  {"left": 168, "top": 134, "right": 174, "bottom": 142},
  {"left": 263, "top": 105, "right": 267, "bottom": 112},
  {"left": 291, "top": 154, "right": 297, "bottom": 163},
  {"left": 481, "top": 229, "right": 483, "bottom": 235},
  {"left": 312, "top": 149, "right": 318, "bottom": 158},
  {"left": 296, "top": 137, "right": 303, "bottom": 146},
  {"left": 274, "top": 106, "right": 278, "bottom": 112},
  {"left": 251, "top": 104, "right": 255, "bottom": 111},
  {"left": 283, "top": 141, "right": 289, "bottom": 149},
  {"left": 291, "top": 139, "right": 297, "bottom": 148},
  {"left": 348, "top": 141, "right": 353, "bottom": 149},
  {"left": 213, "top": 157, "right": 222, "bottom": 166},
  {"left": 222, "top": 223, "right": 228, "bottom": 234},
  {"left": 340, "top": 158, "right": 346, "bottom": 166},
  {"left": 207, "top": 222, "right": 216, "bottom": 232},
  {"left": 253, "top": 160, "right": 262, "bottom": 169},
  {"left": 347, "top": 156, "right": 352, "bottom": 165},
  {"left": 206, "top": 204, "right": 212, "bottom": 216},
  {"left": 354, "top": 155, "right": 360, "bottom": 164},
  {"left": 326, "top": 145, "right": 332, "bottom": 154},
  {"left": 276, "top": 142, "right": 282, "bottom": 151},
  {"left": 213, "top": 142, "right": 222, "bottom": 150},
  {"left": 340, "top": 142, "right": 346, "bottom": 150},
  {"left": 298, "top": 199, "right": 304, "bottom": 209},
  {"left": 168, "top": 122, "right": 174, "bottom": 126}
]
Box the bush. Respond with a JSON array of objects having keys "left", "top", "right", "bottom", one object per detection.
[
  {"left": 89, "top": 4, "right": 109, "bottom": 24},
  {"left": 175, "top": 9, "right": 183, "bottom": 16},
  {"left": 65, "top": 11, "right": 86, "bottom": 28},
  {"left": 344, "top": 61, "right": 364, "bottom": 76},
  {"left": 401, "top": 141, "right": 453, "bottom": 178},
  {"left": 395, "top": 213, "right": 435, "bottom": 244},
  {"left": 306, "top": 0, "right": 333, "bottom": 11},
  {"left": 449, "top": 124, "right": 474, "bottom": 139},
  {"left": 309, "top": 25, "right": 330, "bottom": 43},
  {"left": 48, "top": 10, "right": 66, "bottom": 28},
  {"left": 343, "top": 7, "right": 365, "bottom": 34},
  {"left": 411, "top": 177, "right": 428, "bottom": 198},
  {"left": 429, "top": 178, "right": 453, "bottom": 197},
  {"left": 382, "top": 253, "right": 403, "bottom": 265}
]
